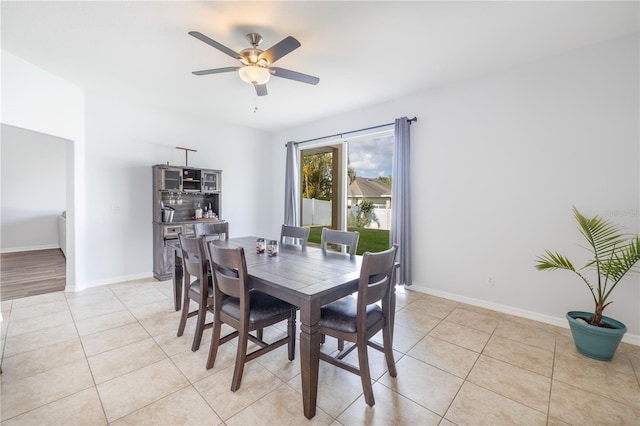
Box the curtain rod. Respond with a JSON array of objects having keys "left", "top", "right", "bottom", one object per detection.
[{"left": 292, "top": 116, "right": 417, "bottom": 145}]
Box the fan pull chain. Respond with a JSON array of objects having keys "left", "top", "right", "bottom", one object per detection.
[{"left": 253, "top": 90, "right": 259, "bottom": 113}]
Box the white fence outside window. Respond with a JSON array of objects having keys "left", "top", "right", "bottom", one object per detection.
[{"left": 302, "top": 198, "right": 391, "bottom": 230}]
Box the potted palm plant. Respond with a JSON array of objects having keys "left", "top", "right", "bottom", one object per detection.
[{"left": 535, "top": 206, "right": 639, "bottom": 361}]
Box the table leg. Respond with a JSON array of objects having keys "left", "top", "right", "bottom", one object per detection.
[
  {"left": 173, "top": 249, "right": 183, "bottom": 311},
  {"left": 299, "top": 307, "right": 321, "bottom": 419}
]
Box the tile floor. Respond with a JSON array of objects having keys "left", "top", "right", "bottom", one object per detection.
[{"left": 1, "top": 279, "right": 639, "bottom": 425}]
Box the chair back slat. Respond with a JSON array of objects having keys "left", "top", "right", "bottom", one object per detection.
[
  {"left": 358, "top": 245, "right": 398, "bottom": 309},
  {"left": 206, "top": 242, "right": 247, "bottom": 299},
  {"left": 321, "top": 228, "right": 359, "bottom": 258},
  {"left": 178, "top": 234, "right": 207, "bottom": 280},
  {"left": 194, "top": 221, "right": 229, "bottom": 241},
  {"left": 280, "top": 225, "right": 310, "bottom": 248}
]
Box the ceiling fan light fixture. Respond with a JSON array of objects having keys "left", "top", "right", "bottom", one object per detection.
[{"left": 239, "top": 65, "right": 271, "bottom": 85}]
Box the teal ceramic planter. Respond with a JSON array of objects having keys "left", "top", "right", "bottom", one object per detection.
[{"left": 566, "top": 311, "right": 627, "bottom": 361}]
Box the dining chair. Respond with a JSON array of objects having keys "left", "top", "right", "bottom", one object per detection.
[
  {"left": 177, "top": 234, "right": 213, "bottom": 351},
  {"left": 318, "top": 244, "right": 398, "bottom": 407},
  {"left": 280, "top": 224, "right": 310, "bottom": 248},
  {"left": 194, "top": 221, "right": 229, "bottom": 241},
  {"left": 205, "top": 242, "right": 297, "bottom": 391},
  {"left": 321, "top": 228, "right": 359, "bottom": 258}
]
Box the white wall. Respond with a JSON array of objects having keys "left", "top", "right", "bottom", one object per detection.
[
  {"left": 81, "top": 92, "right": 272, "bottom": 286},
  {"left": 270, "top": 35, "right": 640, "bottom": 340},
  {"left": 1, "top": 124, "right": 67, "bottom": 251}
]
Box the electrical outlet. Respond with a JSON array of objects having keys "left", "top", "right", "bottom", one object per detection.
[{"left": 487, "top": 276, "right": 495, "bottom": 286}]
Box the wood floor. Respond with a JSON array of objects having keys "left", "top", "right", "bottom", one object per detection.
[{"left": 0, "top": 249, "right": 66, "bottom": 301}]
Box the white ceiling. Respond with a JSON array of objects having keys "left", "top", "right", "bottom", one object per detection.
[{"left": 2, "top": 1, "right": 638, "bottom": 132}]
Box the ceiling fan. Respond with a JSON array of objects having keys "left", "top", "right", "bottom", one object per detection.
[{"left": 189, "top": 31, "right": 320, "bottom": 96}]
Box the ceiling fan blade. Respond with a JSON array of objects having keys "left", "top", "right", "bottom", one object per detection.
[
  {"left": 192, "top": 67, "right": 239, "bottom": 76},
  {"left": 270, "top": 67, "right": 319, "bottom": 85},
  {"left": 189, "top": 31, "right": 241, "bottom": 60},
  {"left": 259, "top": 36, "right": 301, "bottom": 64},
  {"left": 255, "top": 84, "right": 268, "bottom": 96}
]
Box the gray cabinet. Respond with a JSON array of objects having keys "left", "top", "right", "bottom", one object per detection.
[{"left": 152, "top": 165, "right": 222, "bottom": 280}]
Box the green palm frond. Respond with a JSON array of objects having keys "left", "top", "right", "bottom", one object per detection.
[
  {"left": 535, "top": 207, "right": 639, "bottom": 321},
  {"left": 535, "top": 250, "right": 576, "bottom": 272}
]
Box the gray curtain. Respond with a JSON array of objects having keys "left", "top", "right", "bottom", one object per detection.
[
  {"left": 391, "top": 117, "right": 412, "bottom": 286},
  {"left": 284, "top": 141, "right": 300, "bottom": 226}
]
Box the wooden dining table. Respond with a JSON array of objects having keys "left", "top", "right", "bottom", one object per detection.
[{"left": 170, "top": 235, "right": 367, "bottom": 419}]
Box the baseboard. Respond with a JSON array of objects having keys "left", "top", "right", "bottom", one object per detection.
[
  {"left": 73, "top": 272, "right": 155, "bottom": 292},
  {"left": 408, "top": 283, "right": 640, "bottom": 347},
  {"left": 1, "top": 244, "right": 60, "bottom": 253}
]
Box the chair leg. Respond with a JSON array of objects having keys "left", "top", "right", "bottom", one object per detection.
[
  {"left": 231, "top": 326, "right": 248, "bottom": 392},
  {"left": 320, "top": 333, "right": 325, "bottom": 344},
  {"left": 382, "top": 322, "right": 397, "bottom": 377},
  {"left": 256, "top": 328, "right": 263, "bottom": 341},
  {"left": 177, "top": 297, "right": 190, "bottom": 337},
  {"left": 206, "top": 317, "right": 222, "bottom": 369},
  {"left": 338, "top": 338, "right": 344, "bottom": 351},
  {"left": 357, "top": 336, "right": 375, "bottom": 407},
  {"left": 191, "top": 302, "right": 207, "bottom": 351},
  {"left": 287, "top": 312, "right": 296, "bottom": 361}
]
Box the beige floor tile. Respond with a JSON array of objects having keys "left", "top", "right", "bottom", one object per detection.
[
  {"left": 111, "top": 285, "right": 170, "bottom": 309},
  {"left": 88, "top": 337, "right": 167, "bottom": 384},
  {"left": 444, "top": 307, "right": 500, "bottom": 333},
  {"left": 1, "top": 299, "right": 14, "bottom": 311},
  {"left": 152, "top": 325, "right": 204, "bottom": 357},
  {"left": 96, "top": 358, "right": 189, "bottom": 422},
  {"left": 138, "top": 310, "right": 185, "bottom": 336},
  {"left": 226, "top": 383, "right": 333, "bottom": 425},
  {"left": 0, "top": 359, "right": 94, "bottom": 421},
  {"left": 75, "top": 309, "right": 137, "bottom": 337},
  {"left": 483, "top": 334, "right": 554, "bottom": 377},
  {"left": 402, "top": 295, "right": 458, "bottom": 319},
  {"left": 445, "top": 381, "right": 547, "bottom": 425},
  {"left": 10, "top": 291, "right": 66, "bottom": 309},
  {"left": 70, "top": 299, "right": 127, "bottom": 321},
  {"left": 338, "top": 345, "right": 403, "bottom": 382},
  {"left": 3, "top": 322, "right": 78, "bottom": 357},
  {"left": 1, "top": 319, "right": 9, "bottom": 340},
  {"left": 337, "top": 382, "right": 441, "bottom": 426},
  {"left": 407, "top": 335, "right": 479, "bottom": 378},
  {"left": 195, "top": 361, "right": 284, "bottom": 420},
  {"left": 152, "top": 279, "right": 175, "bottom": 298},
  {"left": 65, "top": 287, "right": 118, "bottom": 308},
  {"left": 6, "top": 309, "right": 74, "bottom": 337},
  {"left": 494, "top": 319, "right": 556, "bottom": 352},
  {"left": 394, "top": 308, "right": 441, "bottom": 333},
  {"left": 378, "top": 354, "right": 463, "bottom": 416},
  {"left": 111, "top": 386, "right": 222, "bottom": 426},
  {"left": 128, "top": 299, "right": 176, "bottom": 321},
  {"left": 429, "top": 319, "right": 491, "bottom": 352},
  {"left": 255, "top": 338, "right": 302, "bottom": 383},
  {"left": 549, "top": 380, "right": 640, "bottom": 425},
  {"left": 287, "top": 360, "right": 370, "bottom": 418},
  {"left": 467, "top": 355, "right": 551, "bottom": 413},
  {"left": 1, "top": 338, "right": 86, "bottom": 384},
  {"left": 9, "top": 300, "right": 69, "bottom": 321},
  {"left": 81, "top": 322, "right": 150, "bottom": 357},
  {"left": 1, "top": 387, "right": 107, "bottom": 426},
  {"left": 553, "top": 352, "right": 640, "bottom": 407},
  {"left": 394, "top": 287, "right": 424, "bottom": 310},
  {"left": 547, "top": 416, "right": 572, "bottom": 426},
  {"left": 372, "top": 323, "right": 427, "bottom": 354},
  {"left": 170, "top": 337, "right": 236, "bottom": 383}
]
